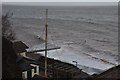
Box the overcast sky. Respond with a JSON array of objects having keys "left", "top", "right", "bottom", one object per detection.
[
  {"left": 2, "top": 0, "right": 119, "bottom": 6},
  {"left": 2, "top": 0, "right": 119, "bottom": 2}
]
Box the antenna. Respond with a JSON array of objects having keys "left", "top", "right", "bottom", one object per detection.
[{"left": 45, "top": 8, "right": 48, "bottom": 77}]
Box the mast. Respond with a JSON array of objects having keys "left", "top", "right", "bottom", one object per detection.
[{"left": 45, "top": 8, "right": 48, "bottom": 77}]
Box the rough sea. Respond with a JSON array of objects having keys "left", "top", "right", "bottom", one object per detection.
[{"left": 2, "top": 4, "right": 118, "bottom": 75}]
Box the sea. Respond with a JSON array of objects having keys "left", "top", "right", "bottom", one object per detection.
[{"left": 2, "top": 4, "right": 118, "bottom": 75}]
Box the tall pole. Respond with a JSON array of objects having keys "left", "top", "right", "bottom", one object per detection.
[{"left": 45, "top": 8, "right": 48, "bottom": 77}]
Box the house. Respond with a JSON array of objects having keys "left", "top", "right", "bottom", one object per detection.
[
  {"left": 11, "top": 40, "right": 40, "bottom": 79},
  {"left": 91, "top": 65, "right": 120, "bottom": 80}
]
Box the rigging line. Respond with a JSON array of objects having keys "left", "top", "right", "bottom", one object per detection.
[
  {"left": 38, "top": 27, "right": 46, "bottom": 40},
  {"left": 48, "top": 28, "right": 61, "bottom": 58},
  {"left": 48, "top": 28, "right": 58, "bottom": 45}
]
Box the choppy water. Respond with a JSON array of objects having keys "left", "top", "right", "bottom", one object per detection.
[
  {"left": 2, "top": 5, "right": 118, "bottom": 23},
  {"left": 2, "top": 4, "right": 118, "bottom": 75}
]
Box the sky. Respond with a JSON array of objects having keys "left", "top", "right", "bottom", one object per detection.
[
  {"left": 2, "top": 0, "right": 119, "bottom": 6},
  {"left": 2, "top": 0, "right": 120, "bottom": 2}
]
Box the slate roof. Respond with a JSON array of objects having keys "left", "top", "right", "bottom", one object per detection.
[
  {"left": 12, "top": 41, "right": 29, "bottom": 53},
  {"left": 16, "top": 56, "right": 35, "bottom": 71},
  {"left": 92, "top": 65, "right": 120, "bottom": 79}
]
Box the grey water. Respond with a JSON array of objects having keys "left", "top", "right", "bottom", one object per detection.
[
  {"left": 2, "top": 4, "right": 118, "bottom": 75},
  {"left": 2, "top": 5, "right": 118, "bottom": 24}
]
